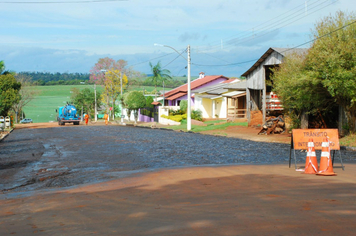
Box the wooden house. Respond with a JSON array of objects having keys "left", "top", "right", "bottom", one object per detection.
[{"left": 242, "top": 47, "right": 308, "bottom": 124}]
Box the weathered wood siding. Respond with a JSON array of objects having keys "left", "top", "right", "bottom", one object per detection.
[{"left": 246, "top": 51, "right": 284, "bottom": 90}]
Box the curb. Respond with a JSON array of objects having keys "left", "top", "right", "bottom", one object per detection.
[
  {"left": 341, "top": 146, "right": 356, "bottom": 151},
  {"left": 0, "top": 128, "right": 14, "bottom": 143}
]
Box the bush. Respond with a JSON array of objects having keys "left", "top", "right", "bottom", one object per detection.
[
  {"left": 161, "top": 114, "right": 187, "bottom": 122},
  {"left": 180, "top": 100, "right": 187, "bottom": 112},
  {"left": 191, "top": 109, "right": 203, "bottom": 121},
  {"left": 169, "top": 108, "right": 185, "bottom": 116}
]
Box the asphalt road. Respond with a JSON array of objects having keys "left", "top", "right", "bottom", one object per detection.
[{"left": 1, "top": 125, "right": 355, "bottom": 193}]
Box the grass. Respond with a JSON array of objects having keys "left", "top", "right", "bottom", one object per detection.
[
  {"left": 340, "top": 133, "right": 356, "bottom": 147},
  {"left": 23, "top": 85, "right": 104, "bottom": 123},
  {"left": 203, "top": 120, "right": 226, "bottom": 124},
  {"left": 169, "top": 119, "right": 248, "bottom": 132},
  {"left": 22, "top": 85, "right": 169, "bottom": 123}
]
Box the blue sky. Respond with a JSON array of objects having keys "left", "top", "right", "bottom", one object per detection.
[{"left": 0, "top": 0, "right": 354, "bottom": 77}]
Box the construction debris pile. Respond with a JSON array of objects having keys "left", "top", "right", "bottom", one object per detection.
[{"left": 258, "top": 115, "right": 285, "bottom": 135}]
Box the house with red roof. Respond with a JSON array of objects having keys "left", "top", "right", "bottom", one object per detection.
[{"left": 163, "top": 73, "right": 230, "bottom": 107}]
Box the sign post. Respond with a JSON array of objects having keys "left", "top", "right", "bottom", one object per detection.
[{"left": 290, "top": 129, "right": 344, "bottom": 170}]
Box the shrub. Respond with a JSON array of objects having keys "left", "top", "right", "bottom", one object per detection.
[
  {"left": 169, "top": 108, "right": 185, "bottom": 116},
  {"left": 161, "top": 114, "right": 187, "bottom": 122},
  {"left": 180, "top": 100, "right": 187, "bottom": 112},
  {"left": 191, "top": 109, "right": 203, "bottom": 121}
]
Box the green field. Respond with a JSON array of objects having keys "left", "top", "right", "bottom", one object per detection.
[{"left": 23, "top": 85, "right": 160, "bottom": 123}]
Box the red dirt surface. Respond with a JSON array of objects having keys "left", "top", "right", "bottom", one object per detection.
[
  {"left": 1, "top": 165, "right": 356, "bottom": 235},
  {"left": 201, "top": 124, "right": 291, "bottom": 144},
  {"left": 249, "top": 110, "right": 263, "bottom": 127}
]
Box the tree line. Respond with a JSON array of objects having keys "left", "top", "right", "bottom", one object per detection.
[
  {"left": 14, "top": 71, "right": 185, "bottom": 88},
  {"left": 17, "top": 72, "right": 90, "bottom": 85}
]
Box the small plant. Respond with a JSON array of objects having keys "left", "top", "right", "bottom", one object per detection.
[
  {"left": 191, "top": 109, "right": 203, "bottom": 121},
  {"left": 169, "top": 109, "right": 185, "bottom": 116}
]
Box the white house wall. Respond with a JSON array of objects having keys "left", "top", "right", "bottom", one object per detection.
[
  {"left": 215, "top": 97, "right": 227, "bottom": 119},
  {"left": 246, "top": 51, "right": 284, "bottom": 90}
]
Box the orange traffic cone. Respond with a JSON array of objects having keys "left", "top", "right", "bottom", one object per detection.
[
  {"left": 317, "top": 137, "right": 336, "bottom": 176},
  {"left": 304, "top": 138, "right": 318, "bottom": 174}
]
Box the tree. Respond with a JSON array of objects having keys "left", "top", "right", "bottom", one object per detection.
[
  {"left": 89, "top": 58, "right": 128, "bottom": 85},
  {"left": 0, "top": 61, "right": 14, "bottom": 76},
  {"left": 145, "top": 96, "right": 154, "bottom": 108},
  {"left": 11, "top": 74, "right": 38, "bottom": 123},
  {"left": 71, "top": 87, "right": 102, "bottom": 118},
  {"left": 0, "top": 61, "right": 5, "bottom": 74},
  {"left": 102, "top": 69, "right": 128, "bottom": 120},
  {"left": 123, "top": 91, "right": 146, "bottom": 124},
  {"left": 0, "top": 73, "right": 21, "bottom": 116},
  {"left": 305, "top": 11, "right": 356, "bottom": 132},
  {"left": 90, "top": 58, "right": 132, "bottom": 118},
  {"left": 273, "top": 11, "right": 356, "bottom": 132},
  {"left": 148, "top": 61, "right": 172, "bottom": 100},
  {"left": 272, "top": 52, "right": 334, "bottom": 129}
]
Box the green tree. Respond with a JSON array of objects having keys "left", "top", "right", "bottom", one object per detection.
[
  {"left": 305, "top": 11, "right": 356, "bottom": 132},
  {"left": 123, "top": 90, "right": 146, "bottom": 124},
  {"left": 0, "top": 73, "right": 21, "bottom": 116},
  {"left": 145, "top": 96, "right": 154, "bottom": 108},
  {"left": 71, "top": 87, "right": 102, "bottom": 118},
  {"left": 273, "top": 11, "right": 356, "bottom": 131},
  {"left": 272, "top": 52, "right": 334, "bottom": 129},
  {"left": 148, "top": 61, "right": 172, "bottom": 100},
  {"left": 0, "top": 61, "right": 5, "bottom": 74}
]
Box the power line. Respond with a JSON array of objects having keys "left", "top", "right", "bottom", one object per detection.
[
  {"left": 192, "top": 0, "right": 338, "bottom": 66},
  {"left": 191, "top": 19, "right": 356, "bottom": 68},
  {"left": 195, "top": 0, "right": 338, "bottom": 52},
  {"left": 224, "top": 0, "right": 337, "bottom": 50},
  {"left": 163, "top": 49, "right": 187, "bottom": 68},
  {"left": 128, "top": 52, "right": 175, "bottom": 67},
  {"left": 197, "top": 0, "right": 321, "bottom": 50},
  {"left": 0, "top": 0, "right": 127, "bottom": 3}
]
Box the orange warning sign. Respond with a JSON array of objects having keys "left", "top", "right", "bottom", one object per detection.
[{"left": 292, "top": 129, "right": 340, "bottom": 150}]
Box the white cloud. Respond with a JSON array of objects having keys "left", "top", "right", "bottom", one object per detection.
[{"left": 1, "top": 0, "right": 355, "bottom": 76}]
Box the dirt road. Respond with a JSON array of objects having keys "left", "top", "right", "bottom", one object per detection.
[
  {"left": 1, "top": 123, "right": 356, "bottom": 235},
  {"left": 1, "top": 165, "right": 356, "bottom": 235}
]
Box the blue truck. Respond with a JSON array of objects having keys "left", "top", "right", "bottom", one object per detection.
[{"left": 57, "top": 104, "right": 80, "bottom": 126}]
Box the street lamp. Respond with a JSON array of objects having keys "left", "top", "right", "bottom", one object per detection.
[
  {"left": 101, "top": 69, "right": 124, "bottom": 124},
  {"left": 154, "top": 44, "right": 191, "bottom": 131}
]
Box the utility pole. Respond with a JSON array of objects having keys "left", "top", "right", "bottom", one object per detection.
[
  {"left": 163, "top": 80, "right": 165, "bottom": 107},
  {"left": 187, "top": 45, "right": 191, "bottom": 131},
  {"left": 94, "top": 84, "right": 97, "bottom": 122},
  {"left": 120, "top": 72, "right": 124, "bottom": 124},
  {"left": 153, "top": 43, "right": 191, "bottom": 130}
]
